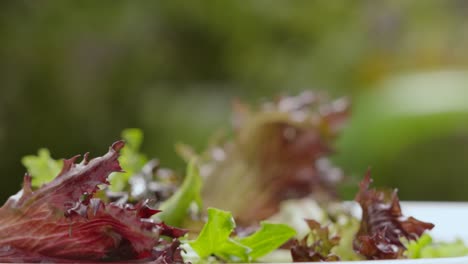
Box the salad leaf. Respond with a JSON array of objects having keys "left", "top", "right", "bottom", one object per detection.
[
  {"left": 190, "top": 208, "right": 248, "bottom": 261},
  {"left": 109, "top": 128, "right": 147, "bottom": 192},
  {"left": 215, "top": 239, "right": 251, "bottom": 262},
  {"left": 21, "top": 148, "right": 63, "bottom": 187},
  {"left": 186, "top": 91, "right": 349, "bottom": 226},
  {"left": 0, "top": 141, "right": 187, "bottom": 263},
  {"left": 238, "top": 222, "right": 297, "bottom": 260},
  {"left": 405, "top": 233, "right": 433, "bottom": 259},
  {"left": 328, "top": 210, "right": 362, "bottom": 261},
  {"left": 267, "top": 199, "right": 362, "bottom": 261},
  {"left": 405, "top": 233, "right": 468, "bottom": 259},
  {"left": 157, "top": 159, "right": 203, "bottom": 226},
  {"left": 190, "top": 208, "right": 296, "bottom": 262},
  {"left": 353, "top": 170, "right": 434, "bottom": 260},
  {"left": 290, "top": 219, "right": 340, "bottom": 262},
  {"left": 108, "top": 129, "right": 181, "bottom": 205}
]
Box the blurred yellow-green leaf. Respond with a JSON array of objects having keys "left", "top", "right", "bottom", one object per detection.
[{"left": 22, "top": 149, "right": 63, "bottom": 188}]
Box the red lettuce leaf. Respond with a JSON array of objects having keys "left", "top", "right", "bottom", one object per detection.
[
  {"left": 353, "top": 170, "right": 434, "bottom": 260},
  {"left": 0, "top": 141, "right": 186, "bottom": 263},
  {"left": 290, "top": 219, "right": 340, "bottom": 262}
]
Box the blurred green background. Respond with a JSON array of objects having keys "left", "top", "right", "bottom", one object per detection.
[{"left": 1, "top": 1, "right": 468, "bottom": 202}]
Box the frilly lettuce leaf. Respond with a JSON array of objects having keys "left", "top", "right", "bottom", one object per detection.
[
  {"left": 290, "top": 219, "right": 340, "bottom": 262},
  {"left": 354, "top": 170, "right": 434, "bottom": 259},
  {"left": 0, "top": 141, "right": 187, "bottom": 263}
]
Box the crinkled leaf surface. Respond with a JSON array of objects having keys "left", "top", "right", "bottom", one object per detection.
[
  {"left": 290, "top": 219, "right": 340, "bottom": 262},
  {"left": 0, "top": 141, "right": 186, "bottom": 263},
  {"left": 353, "top": 170, "right": 434, "bottom": 260}
]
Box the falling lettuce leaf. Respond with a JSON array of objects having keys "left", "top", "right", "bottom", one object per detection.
[
  {"left": 190, "top": 208, "right": 296, "bottom": 262},
  {"left": 0, "top": 141, "right": 187, "bottom": 263},
  {"left": 21, "top": 148, "right": 63, "bottom": 188},
  {"left": 183, "top": 91, "right": 349, "bottom": 226},
  {"left": 157, "top": 159, "right": 203, "bottom": 226}
]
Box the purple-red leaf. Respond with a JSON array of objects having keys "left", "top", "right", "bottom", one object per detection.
[
  {"left": 290, "top": 219, "right": 340, "bottom": 262},
  {"left": 353, "top": 170, "right": 434, "bottom": 259},
  {"left": 0, "top": 141, "right": 186, "bottom": 263}
]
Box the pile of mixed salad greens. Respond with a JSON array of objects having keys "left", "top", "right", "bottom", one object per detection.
[{"left": 1, "top": 91, "right": 467, "bottom": 263}]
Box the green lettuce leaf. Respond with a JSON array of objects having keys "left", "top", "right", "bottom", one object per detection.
[
  {"left": 157, "top": 159, "right": 203, "bottom": 226},
  {"left": 109, "top": 128, "right": 147, "bottom": 191},
  {"left": 190, "top": 208, "right": 247, "bottom": 261},
  {"left": 238, "top": 222, "right": 296, "bottom": 260},
  {"left": 405, "top": 233, "right": 468, "bottom": 259},
  {"left": 216, "top": 239, "right": 251, "bottom": 262},
  {"left": 190, "top": 208, "right": 296, "bottom": 262},
  {"left": 22, "top": 149, "right": 63, "bottom": 187}
]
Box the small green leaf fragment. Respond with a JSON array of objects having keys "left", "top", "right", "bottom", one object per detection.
[
  {"left": 109, "top": 128, "right": 147, "bottom": 191},
  {"left": 122, "top": 128, "right": 144, "bottom": 150},
  {"left": 22, "top": 149, "right": 63, "bottom": 187}
]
